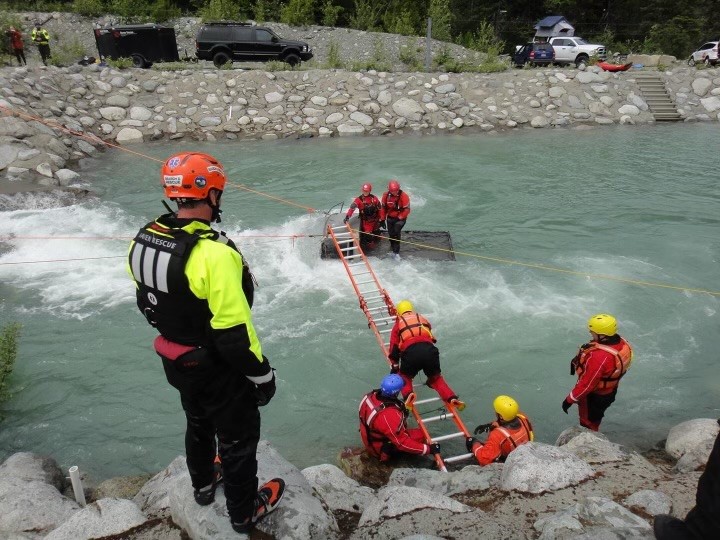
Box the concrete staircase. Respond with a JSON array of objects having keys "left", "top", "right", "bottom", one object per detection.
[{"left": 635, "top": 73, "right": 683, "bottom": 122}]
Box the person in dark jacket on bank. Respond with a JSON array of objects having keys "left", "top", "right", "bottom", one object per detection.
[{"left": 654, "top": 420, "right": 720, "bottom": 539}]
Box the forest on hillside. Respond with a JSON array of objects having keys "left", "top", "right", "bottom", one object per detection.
[{"left": 3, "top": 0, "right": 719, "bottom": 58}]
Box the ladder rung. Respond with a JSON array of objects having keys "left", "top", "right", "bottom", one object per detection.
[
  {"left": 344, "top": 254, "right": 363, "bottom": 260},
  {"left": 423, "top": 413, "right": 455, "bottom": 423},
  {"left": 355, "top": 279, "right": 377, "bottom": 285},
  {"left": 367, "top": 306, "right": 388, "bottom": 312},
  {"left": 348, "top": 262, "right": 366, "bottom": 267},
  {"left": 374, "top": 316, "right": 395, "bottom": 323},
  {"left": 379, "top": 329, "right": 392, "bottom": 334},
  {"left": 442, "top": 452, "right": 474, "bottom": 464},
  {"left": 415, "top": 397, "right": 441, "bottom": 405},
  {"left": 363, "top": 293, "right": 385, "bottom": 300},
  {"left": 432, "top": 432, "right": 466, "bottom": 442},
  {"left": 352, "top": 271, "right": 372, "bottom": 277}
]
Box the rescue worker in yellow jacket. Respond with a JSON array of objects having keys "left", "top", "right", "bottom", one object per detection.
[
  {"left": 562, "top": 314, "right": 632, "bottom": 431},
  {"left": 128, "top": 152, "right": 284, "bottom": 534},
  {"left": 30, "top": 22, "right": 50, "bottom": 65},
  {"left": 465, "top": 395, "right": 534, "bottom": 466}
]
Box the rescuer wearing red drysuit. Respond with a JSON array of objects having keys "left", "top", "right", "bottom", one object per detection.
[
  {"left": 359, "top": 374, "right": 440, "bottom": 461},
  {"left": 465, "top": 395, "right": 534, "bottom": 466},
  {"left": 387, "top": 300, "right": 464, "bottom": 409},
  {"left": 343, "top": 182, "right": 385, "bottom": 250},
  {"left": 381, "top": 179, "right": 410, "bottom": 260},
  {"left": 562, "top": 313, "right": 632, "bottom": 431}
]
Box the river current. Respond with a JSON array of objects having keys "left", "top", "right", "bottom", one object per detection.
[{"left": 0, "top": 123, "right": 718, "bottom": 479}]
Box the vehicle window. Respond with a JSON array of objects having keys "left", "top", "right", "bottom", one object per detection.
[
  {"left": 575, "top": 38, "right": 588, "bottom": 45},
  {"left": 256, "top": 29, "right": 275, "bottom": 42},
  {"left": 232, "top": 27, "right": 251, "bottom": 40},
  {"left": 200, "top": 27, "right": 231, "bottom": 40},
  {"left": 554, "top": 39, "right": 566, "bottom": 46},
  {"left": 537, "top": 44, "right": 552, "bottom": 51},
  {"left": 700, "top": 43, "right": 713, "bottom": 50}
]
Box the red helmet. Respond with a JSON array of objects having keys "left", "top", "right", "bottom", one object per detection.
[
  {"left": 362, "top": 183, "right": 372, "bottom": 193},
  {"left": 388, "top": 180, "right": 400, "bottom": 192},
  {"left": 161, "top": 152, "right": 226, "bottom": 200}
]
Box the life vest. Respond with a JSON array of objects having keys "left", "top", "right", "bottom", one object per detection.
[
  {"left": 355, "top": 194, "right": 381, "bottom": 219},
  {"left": 129, "top": 215, "right": 254, "bottom": 345},
  {"left": 397, "top": 312, "right": 435, "bottom": 351},
  {"left": 383, "top": 190, "right": 409, "bottom": 218},
  {"left": 492, "top": 413, "right": 534, "bottom": 459},
  {"left": 31, "top": 28, "right": 49, "bottom": 45},
  {"left": 358, "top": 390, "right": 406, "bottom": 456},
  {"left": 576, "top": 338, "right": 632, "bottom": 392}
]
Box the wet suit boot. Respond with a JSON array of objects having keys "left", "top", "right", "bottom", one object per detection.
[
  {"left": 193, "top": 454, "right": 224, "bottom": 506},
  {"left": 232, "top": 478, "right": 286, "bottom": 534}
]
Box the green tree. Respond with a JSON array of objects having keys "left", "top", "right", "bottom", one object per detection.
[
  {"left": 349, "top": 0, "right": 384, "bottom": 31},
  {"left": 72, "top": 0, "right": 105, "bottom": 17},
  {"left": 321, "top": 0, "right": 343, "bottom": 26},
  {"left": 428, "top": 0, "right": 451, "bottom": 41},
  {"left": 199, "top": 0, "right": 252, "bottom": 21},
  {"left": 281, "top": 0, "right": 317, "bottom": 26},
  {"left": 647, "top": 16, "right": 704, "bottom": 57},
  {"left": 254, "top": 0, "right": 286, "bottom": 22}
]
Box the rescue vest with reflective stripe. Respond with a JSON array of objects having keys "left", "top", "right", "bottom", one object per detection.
[
  {"left": 356, "top": 194, "right": 381, "bottom": 219},
  {"left": 493, "top": 413, "right": 534, "bottom": 457},
  {"left": 382, "top": 190, "right": 409, "bottom": 218},
  {"left": 31, "top": 28, "right": 49, "bottom": 45},
  {"left": 397, "top": 312, "right": 434, "bottom": 350},
  {"left": 576, "top": 339, "right": 632, "bottom": 391},
  {"left": 358, "top": 391, "right": 406, "bottom": 444},
  {"left": 129, "top": 215, "right": 254, "bottom": 345}
]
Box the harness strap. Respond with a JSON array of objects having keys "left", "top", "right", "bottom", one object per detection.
[{"left": 593, "top": 343, "right": 628, "bottom": 381}]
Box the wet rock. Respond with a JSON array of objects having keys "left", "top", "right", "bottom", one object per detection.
[
  {"left": 301, "top": 464, "right": 375, "bottom": 513},
  {"left": 624, "top": 489, "right": 672, "bottom": 516},
  {"left": 44, "top": 498, "right": 146, "bottom": 540},
  {"left": 666, "top": 418, "right": 719, "bottom": 471}
]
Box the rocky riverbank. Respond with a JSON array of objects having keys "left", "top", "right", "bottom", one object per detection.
[
  {"left": 0, "top": 419, "right": 717, "bottom": 539},
  {"left": 1, "top": 55, "right": 720, "bottom": 202}
]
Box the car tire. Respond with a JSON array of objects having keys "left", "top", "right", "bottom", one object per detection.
[
  {"left": 213, "top": 51, "right": 231, "bottom": 68},
  {"left": 132, "top": 54, "right": 147, "bottom": 68},
  {"left": 703, "top": 56, "right": 711, "bottom": 66},
  {"left": 687, "top": 56, "right": 696, "bottom": 66},
  {"left": 284, "top": 53, "right": 301, "bottom": 67},
  {"left": 575, "top": 55, "right": 588, "bottom": 69}
]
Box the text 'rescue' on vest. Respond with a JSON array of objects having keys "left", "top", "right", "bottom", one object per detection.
[
  {"left": 576, "top": 339, "right": 632, "bottom": 393},
  {"left": 128, "top": 214, "right": 255, "bottom": 345}
]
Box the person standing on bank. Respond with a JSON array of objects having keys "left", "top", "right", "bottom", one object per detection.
[
  {"left": 7, "top": 27, "right": 26, "bottom": 66},
  {"left": 31, "top": 22, "right": 50, "bottom": 65},
  {"left": 128, "top": 152, "right": 284, "bottom": 534},
  {"left": 381, "top": 179, "right": 410, "bottom": 260},
  {"left": 562, "top": 313, "right": 632, "bottom": 431},
  {"left": 343, "top": 182, "right": 385, "bottom": 251}
]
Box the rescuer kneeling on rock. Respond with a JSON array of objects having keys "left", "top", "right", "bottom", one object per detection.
[
  {"left": 465, "top": 395, "right": 534, "bottom": 465},
  {"left": 359, "top": 374, "right": 441, "bottom": 461}
]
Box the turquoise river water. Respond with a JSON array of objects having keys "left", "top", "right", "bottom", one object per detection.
[{"left": 0, "top": 123, "right": 718, "bottom": 479}]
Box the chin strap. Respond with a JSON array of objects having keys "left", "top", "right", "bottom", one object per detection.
[{"left": 210, "top": 191, "right": 223, "bottom": 223}]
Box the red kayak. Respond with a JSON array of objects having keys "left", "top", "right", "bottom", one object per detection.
[{"left": 597, "top": 61, "right": 633, "bottom": 72}]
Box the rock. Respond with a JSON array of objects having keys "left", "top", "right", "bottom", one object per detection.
[
  {"left": 0, "top": 144, "right": 21, "bottom": 170},
  {"left": 628, "top": 92, "right": 649, "bottom": 111},
  {"left": 692, "top": 78, "right": 712, "bottom": 97},
  {"left": 325, "top": 112, "right": 344, "bottom": 124},
  {"left": 55, "top": 169, "right": 80, "bottom": 185},
  {"left": 198, "top": 116, "right": 221, "bottom": 127},
  {"left": 591, "top": 84, "right": 608, "bottom": 93},
  {"left": 392, "top": 97, "right": 424, "bottom": 121},
  {"left": 561, "top": 432, "right": 629, "bottom": 463},
  {"left": 94, "top": 474, "right": 153, "bottom": 500},
  {"left": 310, "top": 96, "right": 327, "bottom": 106},
  {"left": 549, "top": 86, "right": 566, "bottom": 98},
  {"left": 36, "top": 162, "right": 54, "bottom": 177},
  {"left": 531, "top": 116, "right": 549, "bottom": 128},
  {"left": 109, "top": 76, "right": 127, "bottom": 88},
  {"left": 624, "top": 490, "right": 673, "bottom": 516},
  {"left": 44, "top": 498, "right": 146, "bottom": 540},
  {"left": 133, "top": 456, "right": 186, "bottom": 518},
  {"left": 618, "top": 104, "right": 641, "bottom": 116},
  {"left": 0, "top": 117, "right": 34, "bottom": 138},
  {"left": 129, "top": 106, "right": 153, "bottom": 121},
  {"left": 99, "top": 106, "right": 126, "bottom": 121},
  {"left": 576, "top": 496, "right": 651, "bottom": 530},
  {"left": 567, "top": 95, "right": 584, "bottom": 109},
  {"left": 435, "top": 84, "right": 456, "bottom": 94},
  {"left": 265, "top": 91, "right": 283, "bottom": 103},
  {"left": 115, "top": 128, "right": 143, "bottom": 144},
  {"left": 350, "top": 111, "right": 373, "bottom": 126},
  {"left": 337, "top": 122, "right": 365, "bottom": 136},
  {"left": 501, "top": 443, "right": 595, "bottom": 493},
  {"left": 666, "top": 419, "right": 719, "bottom": 471},
  {"left": 142, "top": 80, "right": 160, "bottom": 92},
  {"left": 577, "top": 71, "right": 602, "bottom": 83},
  {"left": 700, "top": 96, "right": 720, "bottom": 113},
  {"left": 0, "top": 477, "right": 79, "bottom": 536},
  {"left": 359, "top": 486, "right": 470, "bottom": 527},
  {"left": 106, "top": 94, "right": 130, "bottom": 107},
  {"left": 388, "top": 464, "right": 501, "bottom": 495},
  {"left": 0, "top": 453, "right": 66, "bottom": 490},
  {"left": 301, "top": 464, "right": 375, "bottom": 513}
]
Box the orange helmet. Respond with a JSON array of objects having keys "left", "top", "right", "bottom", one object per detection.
[
  {"left": 388, "top": 179, "right": 400, "bottom": 192},
  {"left": 161, "top": 152, "right": 226, "bottom": 200},
  {"left": 362, "top": 182, "right": 372, "bottom": 193}
]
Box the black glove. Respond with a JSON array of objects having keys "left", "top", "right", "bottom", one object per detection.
[
  {"left": 466, "top": 437, "right": 478, "bottom": 452},
  {"left": 343, "top": 216, "right": 349, "bottom": 224},
  {"left": 379, "top": 220, "right": 386, "bottom": 230},
  {"left": 390, "top": 363, "right": 399, "bottom": 374},
  {"left": 570, "top": 355, "right": 579, "bottom": 375},
  {"left": 255, "top": 368, "right": 276, "bottom": 406},
  {"left": 562, "top": 398, "right": 572, "bottom": 414},
  {"left": 428, "top": 443, "right": 441, "bottom": 455},
  {"left": 473, "top": 423, "right": 492, "bottom": 435}
]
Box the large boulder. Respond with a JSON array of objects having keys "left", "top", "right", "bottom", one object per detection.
[
  {"left": 392, "top": 97, "right": 425, "bottom": 121},
  {"left": 387, "top": 464, "right": 502, "bottom": 496},
  {"left": 0, "top": 478, "right": 80, "bottom": 537},
  {"left": 301, "top": 464, "right": 375, "bottom": 513},
  {"left": 561, "top": 431, "right": 629, "bottom": 463},
  {"left": 133, "top": 456, "right": 187, "bottom": 518},
  {"left": 0, "top": 452, "right": 66, "bottom": 490},
  {"left": 624, "top": 490, "right": 673, "bottom": 516},
  {"left": 359, "top": 485, "right": 470, "bottom": 527},
  {"left": 44, "top": 498, "right": 146, "bottom": 540},
  {"left": 501, "top": 442, "right": 595, "bottom": 493},
  {"left": 666, "top": 418, "right": 719, "bottom": 471}
]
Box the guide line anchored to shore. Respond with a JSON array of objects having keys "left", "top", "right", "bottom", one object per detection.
[{"left": 1, "top": 103, "right": 718, "bottom": 297}]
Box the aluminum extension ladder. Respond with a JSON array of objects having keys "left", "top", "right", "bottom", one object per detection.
[{"left": 326, "top": 222, "right": 476, "bottom": 471}]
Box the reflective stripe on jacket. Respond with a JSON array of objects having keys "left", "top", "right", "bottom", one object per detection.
[
  {"left": 472, "top": 413, "right": 534, "bottom": 466},
  {"left": 574, "top": 338, "right": 632, "bottom": 396},
  {"left": 31, "top": 28, "right": 49, "bottom": 45}
]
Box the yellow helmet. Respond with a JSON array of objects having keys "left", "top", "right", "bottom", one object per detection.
[
  {"left": 493, "top": 395, "right": 519, "bottom": 422},
  {"left": 396, "top": 300, "right": 413, "bottom": 315},
  {"left": 588, "top": 313, "right": 617, "bottom": 336}
]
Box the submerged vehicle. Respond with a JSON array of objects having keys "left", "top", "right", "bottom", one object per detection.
[{"left": 320, "top": 206, "right": 455, "bottom": 261}]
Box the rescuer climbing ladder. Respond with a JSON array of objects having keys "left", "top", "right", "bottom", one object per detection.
[{"left": 326, "top": 222, "right": 476, "bottom": 471}]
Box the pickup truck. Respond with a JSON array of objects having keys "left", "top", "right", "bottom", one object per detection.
[{"left": 549, "top": 36, "right": 606, "bottom": 67}]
